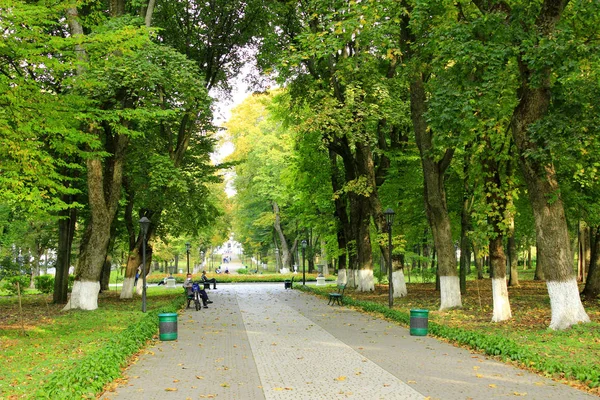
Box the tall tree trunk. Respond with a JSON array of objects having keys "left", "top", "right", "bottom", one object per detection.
[
  {"left": 581, "top": 228, "right": 600, "bottom": 300},
  {"left": 509, "top": 0, "right": 589, "bottom": 330},
  {"left": 411, "top": 73, "right": 461, "bottom": 309},
  {"left": 578, "top": 222, "right": 590, "bottom": 283},
  {"left": 459, "top": 151, "right": 473, "bottom": 294},
  {"left": 272, "top": 201, "right": 291, "bottom": 272},
  {"left": 66, "top": 133, "right": 128, "bottom": 310},
  {"left": 507, "top": 216, "right": 519, "bottom": 287},
  {"left": 489, "top": 235, "right": 511, "bottom": 321},
  {"left": 329, "top": 149, "right": 350, "bottom": 278},
  {"left": 53, "top": 196, "right": 77, "bottom": 304},
  {"left": 484, "top": 148, "right": 512, "bottom": 322}
]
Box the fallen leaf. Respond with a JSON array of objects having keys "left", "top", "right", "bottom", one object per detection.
[
  {"left": 407, "top": 380, "right": 416, "bottom": 384},
  {"left": 334, "top": 376, "right": 347, "bottom": 381},
  {"left": 475, "top": 374, "right": 483, "bottom": 378},
  {"left": 513, "top": 392, "right": 527, "bottom": 396},
  {"left": 220, "top": 382, "right": 230, "bottom": 388},
  {"left": 196, "top": 376, "right": 204, "bottom": 380},
  {"left": 165, "top": 387, "right": 178, "bottom": 392},
  {"left": 488, "top": 384, "right": 496, "bottom": 388}
]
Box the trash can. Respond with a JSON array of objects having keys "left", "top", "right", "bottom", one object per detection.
[
  {"left": 158, "top": 313, "right": 178, "bottom": 341},
  {"left": 284, "top": 280, "right": 292, "bottom": 289},
  {"left": 409, "top": 309, "right": 429, "bottom": 336}
]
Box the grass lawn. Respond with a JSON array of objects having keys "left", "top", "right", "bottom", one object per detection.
[{"left": 0, "top": 287, "right": 181, "bottom": 399}]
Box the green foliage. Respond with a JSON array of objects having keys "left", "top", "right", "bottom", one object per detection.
[
  {"left": 34, "top": 275, "right": 54, "bottom": 294},
  {"left": 2, "top": 276, "right": 31, "bottom": 295}
]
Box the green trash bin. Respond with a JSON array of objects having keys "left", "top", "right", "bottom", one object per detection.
[
  {"left": 158, "top": 313, "right": 178, "bottom": 341},
  {"left": 409, "top": 309, "right": 429, "bottom": 336}
]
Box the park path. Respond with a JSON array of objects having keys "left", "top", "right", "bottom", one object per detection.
[{"left": 100, "top": 283, "right": 596, "bottom": 400}]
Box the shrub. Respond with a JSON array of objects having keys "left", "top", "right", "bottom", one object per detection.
[
  {"left": 2, "top": 275, "right": 31, "bottom": 295},
  {"left": 35, "top": 275, "right": 55, "bottom": 294}
]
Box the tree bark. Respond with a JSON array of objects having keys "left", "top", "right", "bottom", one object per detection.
[
  {"left": 411, "top": 73, "right": 461, "bottom": 309},
  {"left": 459, "top": 151, "right": 473, "bottom": 294},
  {"left": 507, "top": 216, "right": 519, "bottom": 287},
  {"left": 581, "top": 228, "right": 600, "bottom": 300},
  {"left": 53, "top": 196, "right": 76, "bottom": 304},
  {"left": 329, "top": 149, "right": 349, "bottom": 272},
  {"left": 66, "top": 132, "right": 128, "bottom": 310},
  {"left": 273, "top": 201, "right": 292, "bottom": 271},
  {"left": 509, "top": 0, "right": 589, "bottom": 329}
]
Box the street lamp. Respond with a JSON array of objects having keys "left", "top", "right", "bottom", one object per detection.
[
  {"left": 384, "top": 208, "right": 395, "bottom": 308},
  {"left": 301, "top": 240, "right": 307, "bottom": 285},
  {"left": 274, "top": 247, "right": 280, "bottom": 272},
  {"left": 185, "top": 242, "right": 191, "bottom": 274},
  {"left": 139, "top": 217, "right": 151, "bottom": 313},
  {"left": 200, "top": 250, "right": 204, "bottom": 269}
]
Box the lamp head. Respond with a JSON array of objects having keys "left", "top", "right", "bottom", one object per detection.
[
  {"left": 185, "top": 242, "right": 191, "bottom": 252},
  {"left": 301, "top": 240, "right": 307, "bottom": 249},
  {"left": 139, "top": 217, "right": 151, "bottom": 237},
  {"left": 384, "top": 208, "right": 395, "bottom": 226}
]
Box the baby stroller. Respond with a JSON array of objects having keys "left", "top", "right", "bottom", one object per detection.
[{"left": 186, "top": 282, "right": 203, "bottom": 311}]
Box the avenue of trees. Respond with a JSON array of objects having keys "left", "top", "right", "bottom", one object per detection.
[
  {"left": 2, "top": 0, "right": 600, "bottom": 331},
  {"left": 227, "top": 0, "right": 600, "bottom": 331}
]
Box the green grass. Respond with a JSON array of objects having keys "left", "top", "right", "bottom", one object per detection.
[{"left": 0, "top": 288, "right": 182, "bottom": 399}]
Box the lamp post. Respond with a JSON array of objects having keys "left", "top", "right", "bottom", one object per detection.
[
  {"left": 384, "top": 208, "right": 395, "bottom": 308},
  {"left": 274, "top": 247, "right": 280, "bottom": 272},
  {"left": 200, "top": 251, "right": 204, "bottom": 269},
  {"left": 185, "top": 242, "right": 191, "bottom": 274},
  {"left": 301, "top": 240, "right": 307, "bottom": 285},
  {"left": 139, "top": 217, "right": 150, "bottom": 313}
]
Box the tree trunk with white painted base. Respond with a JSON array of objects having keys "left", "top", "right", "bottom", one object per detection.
[
  {"left": 357, "top": 269, "right": 374, "bottom": 292},
  {"left": 392, "top": 270, "right": 407, "bottom": 298},
  {"left": 506, "top": 0, "right": 590, "bottom": 330},
  {"left": 337, "top": 269, "right": 347, "bottom": 285},
  {"left": 411, "top": 74, "right": 461, "bottom": 310}
]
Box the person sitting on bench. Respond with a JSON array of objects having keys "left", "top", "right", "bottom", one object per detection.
[
  {"left": 184, "top": 273, "right": 213, "bottom": 308},
  {"left": 201, "top": 270, "right": 218, "bottom": 289}
]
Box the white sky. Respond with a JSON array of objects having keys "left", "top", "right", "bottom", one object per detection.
[{"left": 210, "top": 64, "right": 254, "bottom": 196}]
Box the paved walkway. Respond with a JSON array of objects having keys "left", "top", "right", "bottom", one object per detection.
[{"left": 100, "top": 283, "right": 596, "bottom": 400}]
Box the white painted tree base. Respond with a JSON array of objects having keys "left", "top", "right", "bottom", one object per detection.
[
  {"left": 392, "top": 270, "right": 407, "bottom": 298},
  {"left": 338, "top": 269, "right": 347, "bottom": 285},
  {"left": 547, "top": 279, "right": 590, "bottom": 330},
  {"left": 63, "top": 280, "right": 100, "bottom": 311},
  {"left": 135, "top": 279, "right": 143, "bottom": 296},
  {"left": 439, "top": 275, "right": 462, "bottom": 310},
  {"left": 356, "top": 269, "right": 374, "bottom": 291},
  {"left": 491, "top": 277, "right": 512, "bottom": 322},
  {"left": 120, "top": 277, "right": 135, "bottom": 299}
]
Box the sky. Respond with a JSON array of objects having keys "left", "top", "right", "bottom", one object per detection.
[{"left": 210, "top": 64, "right": 254, "bottom": 196}]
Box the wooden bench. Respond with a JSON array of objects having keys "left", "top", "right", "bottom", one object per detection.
[{"left": 328, "top": 284, "right": 346, "bottom": 306}]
